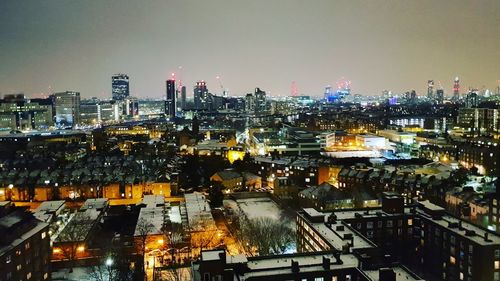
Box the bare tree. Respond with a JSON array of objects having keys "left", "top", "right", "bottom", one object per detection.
[
  {"left": 135, "top": 217, "right": 155, "bottom": 259},
  {"left": 237, "top": 216, "right": 295, "bottom": 256},
  {"left": 54, "top": 213, "right": 95, "bottom": 272},
  {"left": 190, "top": 222, "right": 221, "bottom": 257},
  {"left": 162, "top": 222, "right": 186, "bottom": 264}
]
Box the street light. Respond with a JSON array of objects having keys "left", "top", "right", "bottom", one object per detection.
[{"left": 105, "top": 257, "right": 113, "bottom": 267}]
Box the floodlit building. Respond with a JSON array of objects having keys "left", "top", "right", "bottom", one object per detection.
[
  {"left": 111, "top": 74, "right": 130, "bottom": 101},
  {"left": 54, "top": 91, "right": 80, "bottom": 127}
]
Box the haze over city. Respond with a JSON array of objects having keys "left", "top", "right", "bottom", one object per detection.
[{"left": 1, "top": 0, "right": 499, "bottom": 99}]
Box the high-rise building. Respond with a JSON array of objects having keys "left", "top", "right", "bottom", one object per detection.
[
  {"left": 165, "top": 79, "right": 176, "bottom": 119},
  {"left": 194, "top": 81, "right": 210, "bottom": 110},
  {"left": 124, "top": 96, "right": 139, "bottom": 117},
  {"left": 0, "top": 202, "right": 51, "bottom": 281},
  {"left": 453, "top": 77, "right": 460, "bottom": 101},
  {"left": 180, "top": 85, "right": 187, "bottom": 110},
  {"left": 54, "top": 91, "right": 80, "bottom": 127},
  {"left": 245, "top": 93, "right": 255, "bottom": 112},
  {"left": 254, "top": 87, "right": 267, "bottom": 113},
  {"left": 466, "top": 89, "right": 479, "bottom": 108},
  {"left": 0, "top": 94, "right": 54, "bottom": 130},
  {"left": 410, "top": 90, "right": 417, "bottom": 104},
  {"left": 111, "top": 74, "right": 130, "bottom": 101},
  {"left": 436, "top": 89, "right": 444, "bottom": 104},
  {"left": 427, "top": 80, "right": 434, "bottom": 100}
]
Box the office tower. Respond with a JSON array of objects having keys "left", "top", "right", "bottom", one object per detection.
[
  {"left": 324, "top": 85, "right": 335, "bottom": 102},
  {"left": 54, "top": 91, "right": 81, "bottom": 127},
  {"left": 254, "top": 87, "right": 267, "bottom": 112},
  {"left": 245, "top": 93, "right": 255, "bottom": 112},
  {"left": 465, "top": 89, "right": 479, "bottom": 108},
  {"left": 180, "top": 85, "right": 187, "bottom": 110},
  {"left": 453, "top": 77, "right": 460, "bottom": 100},
  {"left": 427, "top": 80, "right": 434, "bottom": 100},
  {"left": 410, "top": 90, "right": 417, "bottom": 104},
  {"left": 165, "top": 79, "right": 176, "bottom": 118},
  {"left": 194, "top": 81, "right": 209, "bottom": 110},
  {"left": 80, "top": 98, "right": 100, "bottom": 125},
  {"left": 436, "top": 89, "right": 444, "bottom": 104},
  {"left": 0, "top": 94, "right": 54, "bottom": 130},
  {"left": 111, "top": 74, "right": 130, "bottom": 101},
  {"left": 124, "top": 96, "right": 139, "bottom": 117},
  {"left": 99, "top": 100, "right": 121, "bottom": 122}
]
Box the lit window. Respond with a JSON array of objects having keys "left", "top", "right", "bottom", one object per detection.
[
  {"left": 408, "top": 218, "right": 413, "bottom": 226},
  {"left": 314, "top": 278, "right": 324, "bottom": 281},
  {"left": 27, "top": 272, "right": 32, "bottom": 279},
  {"left": 495, "top": 261, "right": 500, "bottom": 269},
  {"left": 41, "top": 232, "right": 46, "bottom": 239},
  {"left": 6, "top": 255, "right": 11, "bottom": 263},
  {"left": 450, "top": 256, "right": 456, "bottom": 264}
]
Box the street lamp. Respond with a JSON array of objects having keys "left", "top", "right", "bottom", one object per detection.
[{"left": 105, "top": 257, "right": 113, "bottom": 267}]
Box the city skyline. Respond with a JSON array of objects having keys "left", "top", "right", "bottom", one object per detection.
[{"left": 1, "top": 0, "right": 499, "bottom": 99}]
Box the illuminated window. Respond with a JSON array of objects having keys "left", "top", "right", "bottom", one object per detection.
[
  {"left": 495, "top": 261, "right": 500, "bottom": 269},
  {"left": 450, "top": 256, "right": 456, "bottom": 264},
  {"left": 408, "top": 219, "right": 413, "bottom": 226}
]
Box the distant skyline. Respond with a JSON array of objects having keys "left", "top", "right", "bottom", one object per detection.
[{"left": 1, "top": 0, "right": 499, "bottom": 99}]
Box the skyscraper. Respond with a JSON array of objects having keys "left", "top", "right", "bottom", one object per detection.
[
  {"left": 254, "top": 87, "right": 267, "bottom": 112},
  {"left": 54, "top": 91, "right": 81, "bottom": 127},
  {"left": 436, "top": 89, "right": 444, "bottom": 104},
  {"left": 465, "top": 89, "right": 479, "bottom": 108},
  {"left": 111, "top": 74, "right": 130, "bottom": 101},
  {"left": 194, "top": 81, "right": 209, "bottom": 110},
  {"left": 165, "top": 78, "right": 176, "bottom": 118},
  {"left": 180, "top": 85, "right": 187, "bottom": 110},
  {"left": 453, "top": 77, "right": 460, "bottom": 101},
  {"left": 427, "top": 80, "right": 434, "bottom": 100}
]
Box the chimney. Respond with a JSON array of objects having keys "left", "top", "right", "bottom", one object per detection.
[
  {"left": 484, "top": 232, "right": 490, "bottom": 242},
  {"left": 333, "top": 251, "right": 343, "bottom": 264},
  {"left": 379, "top": 268, "right": 396, "bottom": 281},
  {"left": 322, "top": 256, "right": 330, "bottom": 270},
  {"left": 291, "top": 260, "right": 300, "bottom": 273},
  {"left": 219, "top": 251, "right": 226, "bottom": 265},
  {"left": 223, "top": 269, "right": 234, "bottom": 281}
]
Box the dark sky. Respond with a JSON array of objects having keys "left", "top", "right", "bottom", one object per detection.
[{"left": 1, "top": 0, "right": 499, "bottom": 99}]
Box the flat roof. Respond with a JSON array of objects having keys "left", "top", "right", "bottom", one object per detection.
[
  {"left": 363, "top": 266, "right": 424, "bottom": 281},
  {"left": 184, "top": 192, "right": 216, "bottom": 232},
  {"left": 81, "top": 198, "right": 108, "bottom": 210},
  {"left": 241, "top": 253, "right": 359, "bottom": 279},
  {"left": 34, "top": 200, "right": 65, "bottom": 213},
  {"left": 303, "top": 200, "right": 500, "bottom": 247}
]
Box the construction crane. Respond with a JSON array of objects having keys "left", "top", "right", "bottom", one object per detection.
[{"left": 216, "top": 75, "right": 226, "bottom": 97}]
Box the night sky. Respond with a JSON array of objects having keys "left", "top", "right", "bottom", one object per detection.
[{"left": 1, "top": 0, "right": 499, "bottom": 99}]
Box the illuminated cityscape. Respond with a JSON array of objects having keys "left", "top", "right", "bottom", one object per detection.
[{"left": 1, "top": 1, "right": 500, "bottom": 281}]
